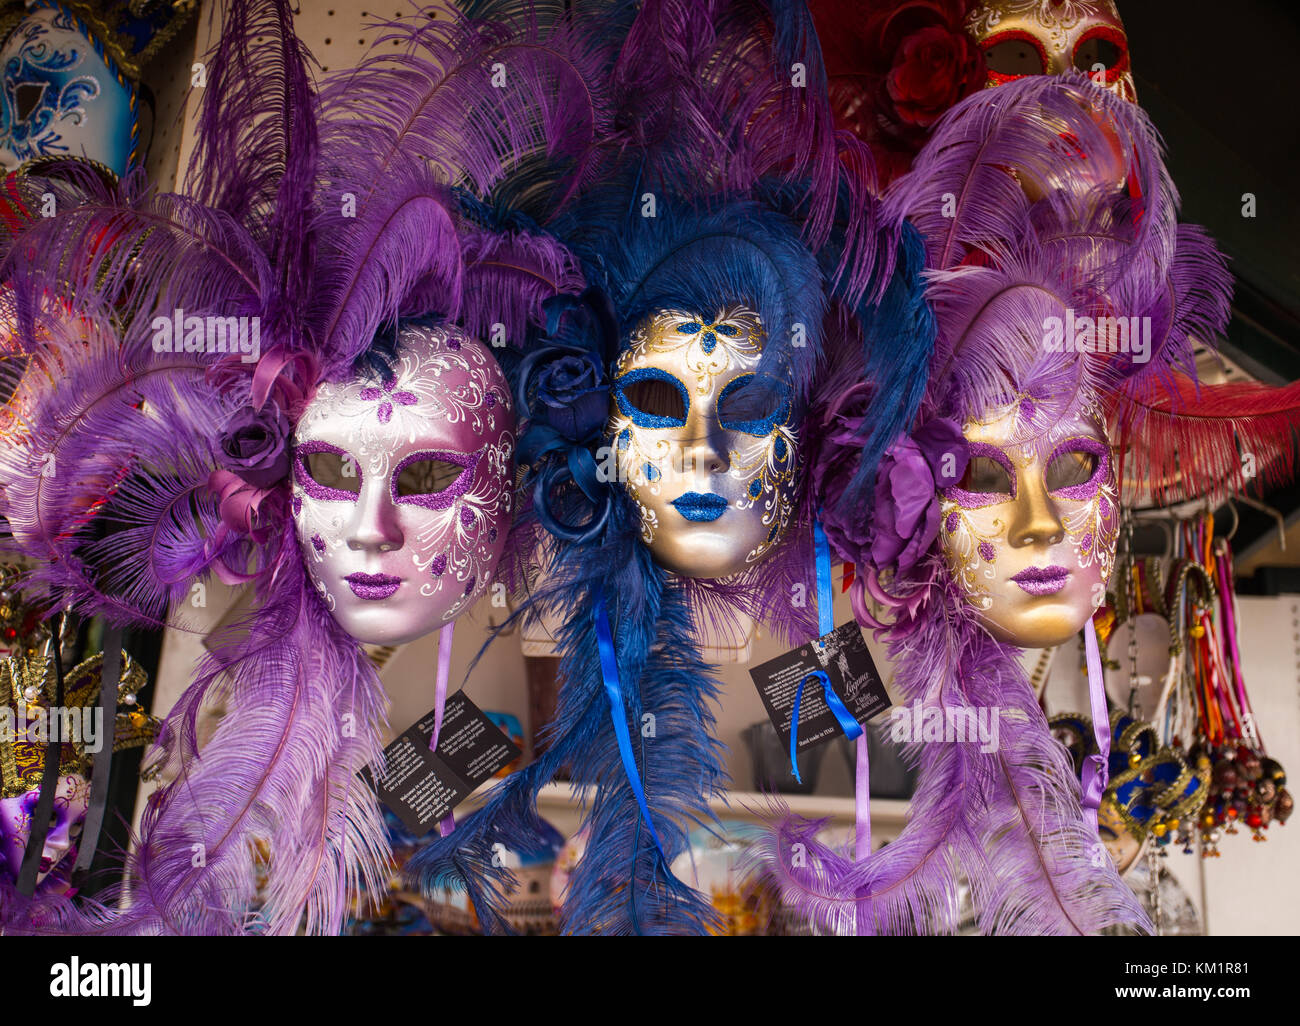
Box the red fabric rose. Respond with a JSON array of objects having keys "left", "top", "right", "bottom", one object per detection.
[
  {"left": 810, "top": 0, "right": 986, "bottom": 184},
  {"left": 887, "top": 24, "right": 985, "bottom": 128}
]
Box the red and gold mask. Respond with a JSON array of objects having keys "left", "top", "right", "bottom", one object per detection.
[{"left": 966, "top": 1, "right": 1136, "bottom": 103}]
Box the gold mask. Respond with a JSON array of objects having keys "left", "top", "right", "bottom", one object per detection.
[
  {"left": 939, "top": 396, "right": 1118, "bottom": 647},
  {"left": 966, "top": 0, "right": 1136, "bottom": 102},
  {"left": 609, "top": 306, "right": 798, "bottom": 579}
]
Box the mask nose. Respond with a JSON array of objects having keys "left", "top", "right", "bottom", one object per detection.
[
  {"left": 1006, "top": 476, "right": 1065, "bottom": 549},
  {"left": 679, "top": 397, "right": 731, "bottom": 477},
  {"left": 345, "top": 481, "right": 404, "bottom": 553}
]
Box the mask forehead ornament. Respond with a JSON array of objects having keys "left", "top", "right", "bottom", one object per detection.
[
  {"left": 291, "top": 323, "right": 515, "bottom": 646},
  {"left": 609, "top": 304, "right": 798, "bottom": 579},
  {"left": 966, "top": 0, "right": 1136, "bottom": 103}
]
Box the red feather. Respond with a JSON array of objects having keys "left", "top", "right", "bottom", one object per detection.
[{"left": 1115, "top": 374, "right": 1300, "bottom": 506}]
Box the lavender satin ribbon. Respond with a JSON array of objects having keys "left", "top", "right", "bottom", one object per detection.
[
  {"left": 429, "top": 620, "right": 457, "bottom": 838},
  {"left": 815, "top": 518, "right": 872, "bottom": 861},
  {"left": 1081, "top": 624, "right": 1111, "bottom": 833}
]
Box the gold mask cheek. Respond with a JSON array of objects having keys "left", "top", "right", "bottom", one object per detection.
[
  {"left": 939, "top": 495, "right": 1010, "bottom": 612},
  {"left": 727, "top": 420, "right": 799, "bottom": 566},
  {"left": 609, "top": 412, "right": 673, "bottom": 545}
]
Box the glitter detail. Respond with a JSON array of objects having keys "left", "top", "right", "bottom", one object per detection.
[
  {"left": 311, "top": 534, "right": 325, "bottom": 553},
  {"left": 430, "top": 554, "right": 447, "bottom": 577},
  {"left": 463, "top": 576, "right": 476, "bottom": 595},
  {"left": 945, "top": 511, "right": 960, "bottom": 533},
  {"left": 978, "top": 541, "right": 996, "bottom": 562},
  {"left": 460, "top": 506, "right": 476, "bottom": 528}
]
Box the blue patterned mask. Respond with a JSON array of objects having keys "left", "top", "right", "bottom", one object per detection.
[{"left": 0, "top": 3, "right": 136, "bottom": 175}]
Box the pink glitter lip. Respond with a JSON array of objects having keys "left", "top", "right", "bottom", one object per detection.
[
  {"left": 1011, "top": 565, "right": 1069, "bottom": 596},
  {"left": 344, "top": 572, "right": 401, "bottom": 600}
]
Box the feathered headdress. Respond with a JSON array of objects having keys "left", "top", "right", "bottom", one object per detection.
[
  {"left": 0, "top": 0, "right": 598, "bottom": 934},
  {"left": 402, "top": 0, "right": 935, "bottom": 935},
  {"left": 754, "top": 73, "right": 1293, "bottom": 935}
]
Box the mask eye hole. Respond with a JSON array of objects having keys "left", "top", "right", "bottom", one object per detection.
[
  {"left": 717, "top": 373, "right": 790, "bottom": 436},
  {"left": 982, "top": 31, "right": 1048, "bottom": 82},
  {"left": 391, "top": 449, "right": 479, "bottom": 510},
  {"left": 614, "top": 368, "right": 688, "bottom": 429},
  {"left": 13, "top": 81, "right": 46, "bottom": 123},
  {"left": 1073, "top": 26, "right": 1129, "bottom": 83},
  {"left": 395, "top": 457, "right": 467, "bottom": 497},
  {"left": 959, "top": 455, "right": 1014, "bottom": 496},
  {"left": 1046, "top": 440, "right": 1108, "bottom": 497},
  {"left": 295, "top": 443, "right": 361, "bottom": 499}
]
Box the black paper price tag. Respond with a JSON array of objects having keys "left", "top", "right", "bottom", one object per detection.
[
  {"left": 748, "top": 621, "right": 890, "bottom": 753},
  {"left": 363, "top": 691, "right": 522, "bottom": 836}
]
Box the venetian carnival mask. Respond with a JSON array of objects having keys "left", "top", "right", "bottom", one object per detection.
[
  {"left": 292, "top": 323, "right": 516, "bottom": 646},
  {"left": 0, "top": 3, "right": 137, "bottom": 175},
  {"left": 0, "top": 648, "right": 153, "bottom": 887},
  {"left": 0, "top": 772, "right": 89, "bottom": 884},
  {"left": 608, "top": 306, "right": 798, "bottom": 579},
  {"left": 966, "top": 0, "right": 1136, "bottom": 103},
  {"left": 938, "top": 394, "right": 1119, "bottom": 648}
]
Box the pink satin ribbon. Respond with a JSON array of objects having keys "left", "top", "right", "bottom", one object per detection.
[
  {"left": 429, "top": 620, "right": 457, "bottom": 838},
  {"left": 855, "top": 732, "right": 874, "bottom": 936},
  {"left": 1081, "top": 624, "right": 1111, "bottom": 833}
]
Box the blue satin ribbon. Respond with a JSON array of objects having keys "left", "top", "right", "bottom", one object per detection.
[
  {"left": 787, "top": 520, "right": 863, "bottom": 783},
  {"left": 813, "top": 519, "right": 835, "bottom": 637},
  {"left": 593, "top": 592, "right": 667, "bottom": 860},
  {"left": 790, "top": 670, "right": 863, "bottom": 784}
]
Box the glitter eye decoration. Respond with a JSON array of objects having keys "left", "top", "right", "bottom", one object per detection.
[
  {"left": 614, "top": 367, "right": 689, "bottom": 429},
  {"left": 1045, "top": 440, "right": 1108, "bottom": 498},
  {"left": 1072, "top": 25, "right": 1129, "bottom": 84},
  {"left": 391, "top": 450, "right": 479, "bottom": 511},
  {"left": 296, "top": 442, "right": 361, "bottom": 499},
  {"left": 982, "top": 30, "right": 1048, "bottom": 83},
  {"left": 716, "top": 373, "right": 790, "bottom": 436},
  {"left": 952, "top": 444, "right": 1015, "bottom": 503}
]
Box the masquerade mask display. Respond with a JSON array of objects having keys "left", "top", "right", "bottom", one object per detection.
[
  {"left": 0, "top": 647, "right": 155, "bottom": 887},
  {"left": 966, "top": 0, "right": 1136, "bottom": 102},
  {"left": 939, "top": 395, "right": 1118, "bottom": 648},
  {"left": 292, "top": 323, "right": 516, "bottom": 646},
  {"left": 0, "top": 3, "right": 136, "bottom": 174},
  {"left": 610, "top": 306, "right": 797, "bottom": 579}
]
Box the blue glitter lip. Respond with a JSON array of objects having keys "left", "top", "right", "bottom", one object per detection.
[{"left": 671, "top": 492, "right": 728, "bottom": 522}]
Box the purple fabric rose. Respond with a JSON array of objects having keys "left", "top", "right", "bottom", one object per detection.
[
  {"left": 527, "top": 346, "right": 609, "bottom": 441},
  {"left": 867, "top": 418, "right": 969, "bottom": 573},
  {"left": 217, "top": 404, "right": 291, "bottom": 488}
]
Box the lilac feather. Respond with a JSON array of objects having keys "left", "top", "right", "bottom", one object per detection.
[
  {"left": 751, "top": 575, "right": 1151, "bottom": 935},
  {"left": 120, "top": 545, "right": 390, "bottom": 935}
]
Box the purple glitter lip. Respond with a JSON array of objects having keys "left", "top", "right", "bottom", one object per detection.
[
  {"left": 671, "top": 491, "right": 729, "bottom": 522},
  {"left": 344, "top": 572, "right": 401, "bottom": 600},
  {"left": 1010, "top": 565, "right": 1069, "bottom": 596}
]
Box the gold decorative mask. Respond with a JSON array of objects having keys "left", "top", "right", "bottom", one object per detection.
[
  {"left": 608, "top": 306, "right": 798, "bottom": 579},
  {"left": 938, "top": 395, "right": 1118, "bottom": 647},
  {"left": 966, "top": 1, "right": 1136, "bottom": 102}
]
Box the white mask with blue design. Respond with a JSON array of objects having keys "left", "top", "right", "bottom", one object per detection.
[{"left": 0, "top": 2, "right": 137, "bottom": 175}]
